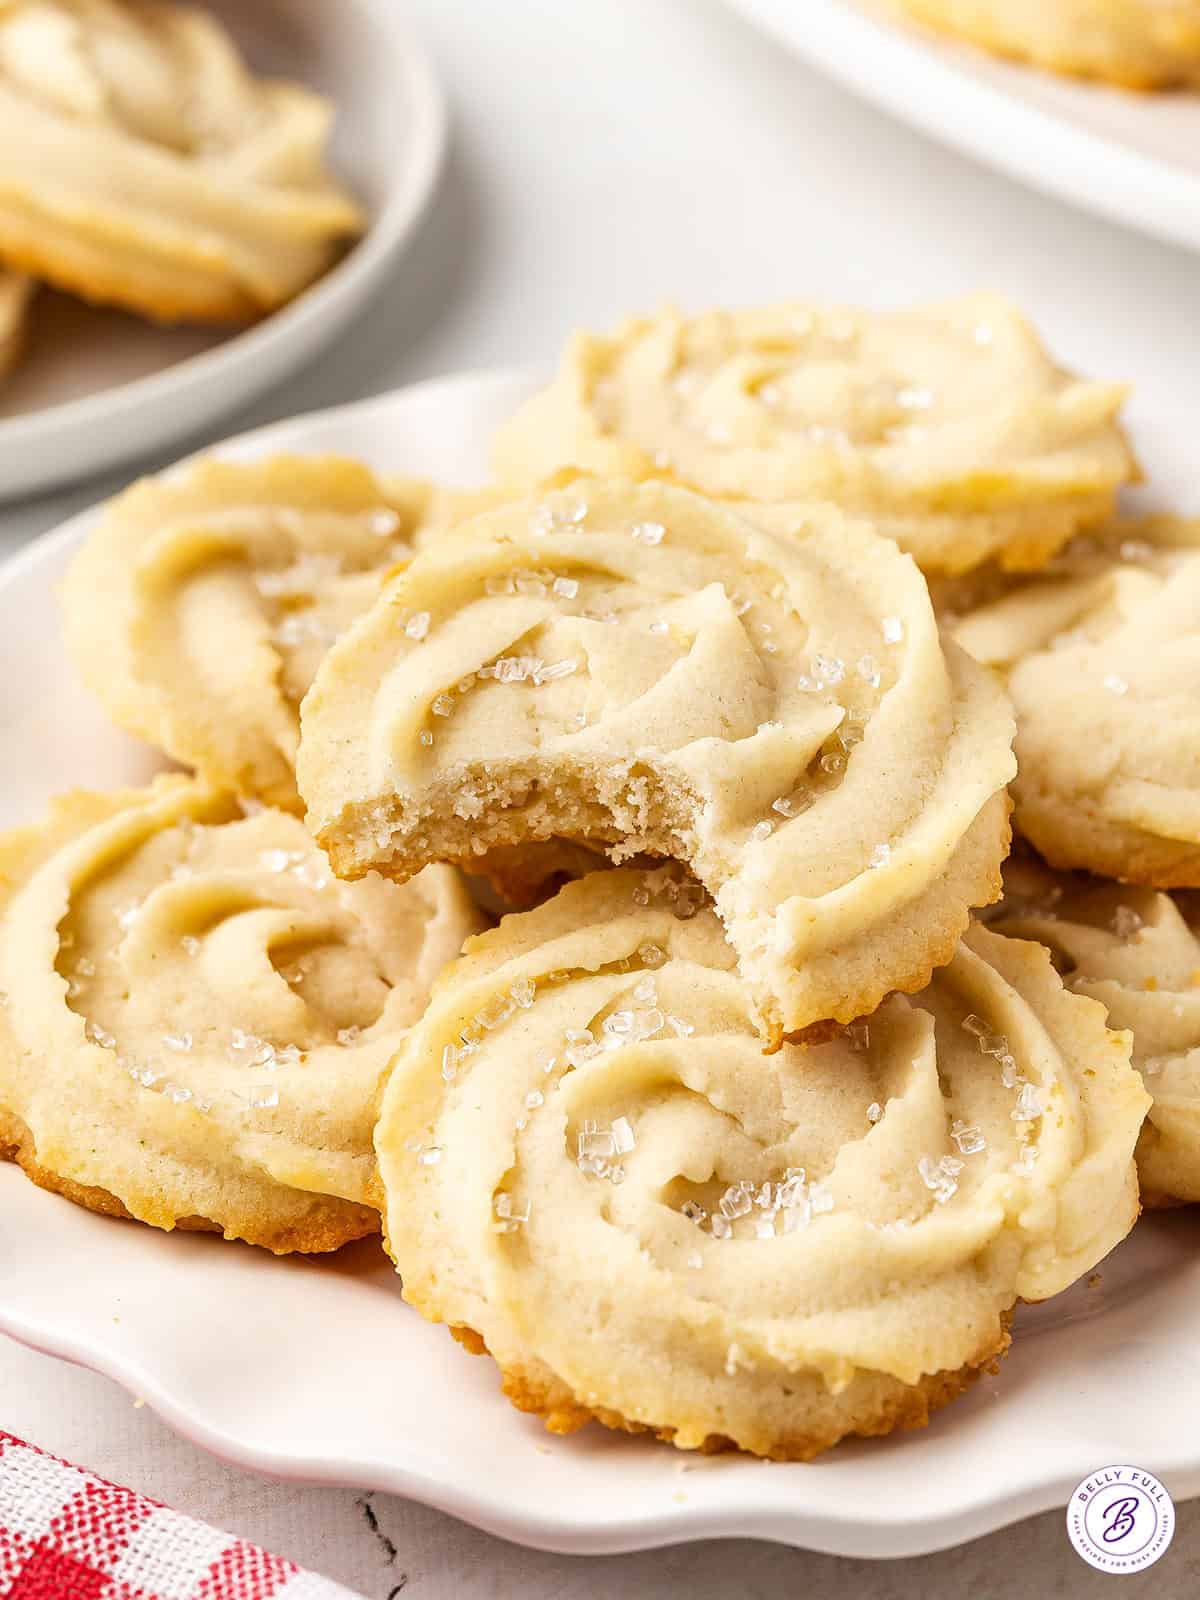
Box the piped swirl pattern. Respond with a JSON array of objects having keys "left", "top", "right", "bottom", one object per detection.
[
  {"left": 63, "top": 455, "right": 493, "bottom": 810},
  {"left": 0, "top": 0, "right": 364, "bottom": 320},
  {"left": 995, "top": 853, "right": 1200, "bottom": 1204},
  {"left": 377, "top": 870, "right": 1147, "bottom": 1459},
  {"left": 939, "top": 518, "right": 1200, "bottom": 885},
  {"left": 490, "top": 295, "right": 1134, "bottom": 574},
  {"left": 0, "top": 776, "right": 481, "bottom": 1251},
  {"left": 299, "top": 478, "right": 1016, "bottom": 1042}
]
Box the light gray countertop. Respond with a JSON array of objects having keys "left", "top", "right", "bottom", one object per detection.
[{"left": 3, "top": 0, "right": 1198, "bottom": 1591}]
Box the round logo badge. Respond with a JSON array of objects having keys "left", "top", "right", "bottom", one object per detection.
[{"left": 1066, "top": 1466, "right": 1175, "bottom": 1574}]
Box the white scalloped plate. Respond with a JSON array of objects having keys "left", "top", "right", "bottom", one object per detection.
[
  {"left": 0, "top": 0, "right": 445, "bottom": 500},
  {"left": 725, "top": 0, "right": 1200, "bottom": 255},
  {"left": 2, "top": 372, "right": 1200, "bottom": 1559}
]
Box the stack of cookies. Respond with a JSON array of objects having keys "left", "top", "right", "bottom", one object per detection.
[
  {"left": 4, "top": 292, "right": 1184, "bottom": 1462},
  {"left": 0, "top": 0, "right": 364, "bottom": 378}
]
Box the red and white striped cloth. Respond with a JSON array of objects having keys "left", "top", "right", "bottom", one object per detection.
[{"left": 0, "top": 1432, "right": 363, "bottom": 1600}]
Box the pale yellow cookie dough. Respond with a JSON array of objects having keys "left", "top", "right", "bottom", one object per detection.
[
  {"left": 299, "top": 479, "right": 1016, "bottom": 1044},
  {"left": 0, "top": 776, "right": 482, "bottom": 1252},
  {"left": 490, "top": 295, "right": 1135, "bottom": 575},
  {"left": 0, "top": 0, "right": 363, "bottom": 322},
  {"left": 939, "top": 517, "right": 1200, "bottom": 886},
  {"left": 62, "top": 455, "right": 495, "bottom": 811},
  {"left": 895, "top": 0, "right": 1200, "bottom": 88},
  {"left": 994, "top": 853, "right": 1200, "bottom": 1205},
  {"left": 377, "top": 869, "right": 1147, "bottom": 1460},
  {"left": 0, "top": 266, "right": 31, "bottom": 380}
]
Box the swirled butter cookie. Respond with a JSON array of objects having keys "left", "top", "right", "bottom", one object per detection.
[
  {"left": 62, "top": 455, "right": 494, "bottom": 811},
  {"left": 939, "top": 517, "right": 1200, "bottom": 885},
  {"left": 490, "top": 297, "right": 1134, "bottom": 575},
  {"left": 376, "top": 869, "right": 1147, "bottom": 1460},
  {"left": 994, "top": 854, "right": 1200, "bottom": 1205},
  {"left": 895, "top": 0, "right": 1200, "bottom": 88},
  {"left": 298, "top": 480, "right": 1017, "bottom": 1044},
  {"left": 0, "top": 0, "right": 363, "bottom": 322},
  {"left": 0, "top": 776, "right": 481, "bottom": 1252},
  {"left": 0, "top": 267, "right": 31, "bottom": 380}
]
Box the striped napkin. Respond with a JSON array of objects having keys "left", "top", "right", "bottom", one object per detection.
[{"left": 0, "top": 1431, "right": 363, "bottom": 1599}]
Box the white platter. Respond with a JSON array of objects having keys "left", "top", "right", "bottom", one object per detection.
[
  {"left": 0, "top": 0, "right": 445, "bottom": 501},
  {"left": 725, "top": 0, "right": 1200, "bottom": 256},
  {"left": 2, "top": 371, "right": 1200, "bottom": 1559}
]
